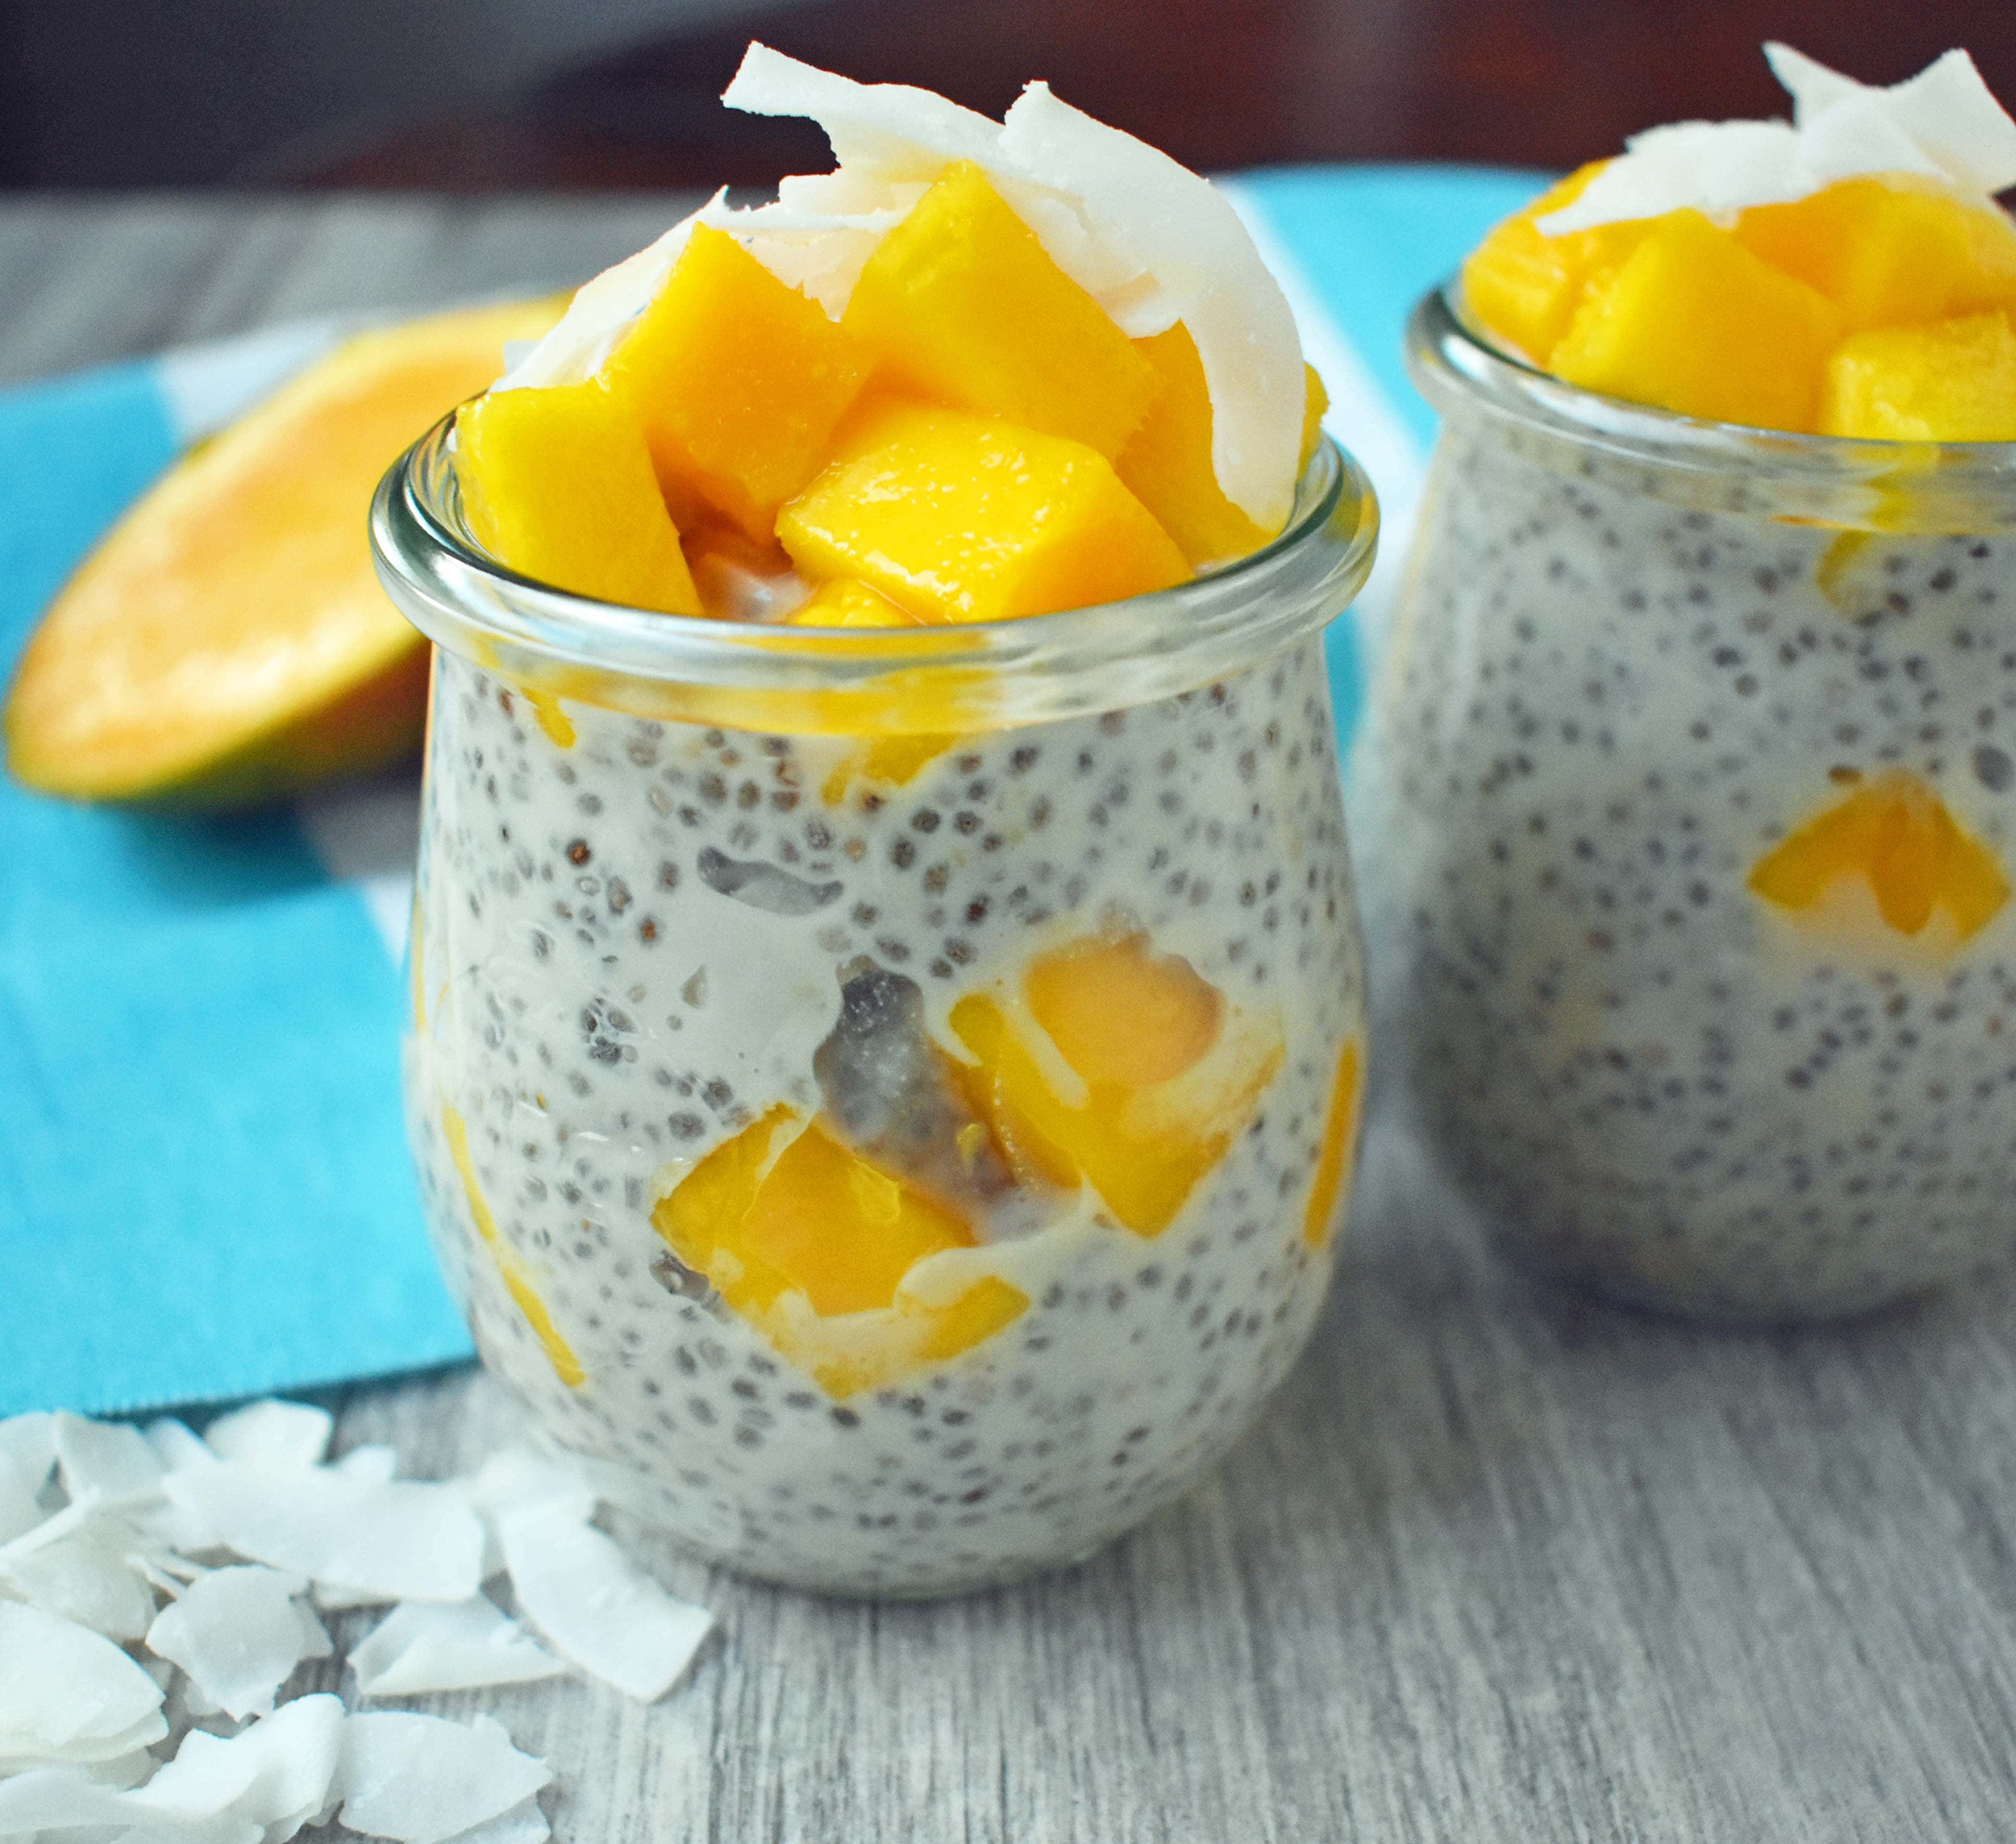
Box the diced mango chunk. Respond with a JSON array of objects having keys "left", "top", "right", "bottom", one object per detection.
[
  {"left": 1749, "top": 771, "right": 2010, "bottom": 942},
  {"left": 784, "top": 578, "right": 921, "bottom": 628},
  {"left": 1116, "top": 323, "right": 1331, "bottom": 565},
  {"left": 1818, "top": 311, "right": 2016, "bottom": 442},
  {"left": 843, "top": 161, "right": 1160, "bottom": 459},
  {"left": 1303, "top": 1037, "right": 1365, "bottom": 1248},
  {"left": 778, "top": 402, "right": 1189, "bottom": 622},
  {"left": 600, "top": 225, "right": 871, "bottom": 541},
  {"left": 650, "top": 1107, "right": 1027, "bottom": 1395},
  {"left": 949, "top": 934, "right": 1282, "bottom": 1236},
  {"left": 1460, "top": 162, "right": 1652, "bottom": 364},
  {"left": 1550, "top": 211, "right": 1843, "bottom": 431},
  {"left": 442, "top": 1104, "right": 586, "bottom": 1388},
  {"left": 1735, "top": 178, "right": 2016, "bottom": 332},
  {"left": 455, "top": 381, "right": 700, "bottom": 614},
  {"left": 1024, "top": 931, "right": 1223, "bottom": 1086}
]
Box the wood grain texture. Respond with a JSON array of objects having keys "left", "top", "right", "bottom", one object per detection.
[{"left": 4, "top": 198, "right": 2014, "bottom": 1841}]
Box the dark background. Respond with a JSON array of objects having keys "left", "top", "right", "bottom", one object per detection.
[{"left": 5, "top": 0, "right": 2014, "bottom": 190}]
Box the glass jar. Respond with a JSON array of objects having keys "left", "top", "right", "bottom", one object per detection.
[
  {"left": 1358, "top": 285, "right": 2016, "bottom": 1323},
  {"left": 372, "top": 416, "right": 1377, "bottom": 1595}
]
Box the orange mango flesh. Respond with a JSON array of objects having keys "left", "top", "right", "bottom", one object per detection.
[
  {"left": 779, "top": 400, "right": 1189, "bottom": 622},
  {"left": 784, "top": 578, "right": 922, "bottom": 628},
  {"left": 454, "top": 381, "right": 701, "bottom": 614},
  {"left": 1819, "top": 311, "right": 2016, "bottom": 441},
  {"left": 650, "top": 1106, "right": 1027, "bottom": 1396},
  {"left": 1116, "top": 323, "right": 1332, "bottom": 566},
  {"left": 949, "top": 934, "right": 1282, "bottom": 1236},
  {"left": 1550, "top": 210, "right": 1843, "bottom": 432},
  {"left": 602, "top": 225, "right": 873, "bottom": 542},
  {"left": 1749, "top": 772, "right": 2010, "bottom": 942},
  {"left": 844, "top": 161, "right": 1160, "bottom": 461},
  {"left": 5, "top": 296, "right": 561, "bottom": 806},
  {"left": 1303, "top": 1037, "right": 1365, "bottom": 1247},
  {"left": 1466, "top": 169, "right": 2016, "bottom": 439},
  {"left": 442, "top": 1104, "right": 586, "bottom": 1388},
  {"left": 1024, "top": 931, "right": 1224, "bottom": 1086}
]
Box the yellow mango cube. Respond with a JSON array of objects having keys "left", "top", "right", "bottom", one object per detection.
[
  {"left": 1736, "top": 178, "right": 2016, "bottom": 332},
  {"left": 1023, "top": 931, "right": 1223, "bottom": 1086},
  {"left": 1460, "top": 162, "right": 1652, "bottom": 364},
  {"left": 843, "top": 160, "right": 1160, "bottom": 460},
  {"left": 777, "top": 402, "right": 1189, "bottom": 622},
  {"left": 1116, "top": 322, "right": 1331, "bottom": 566},
  {"left": 601, "top": 225, "right": 872, "bottom": 542},
  {"left": 1550, "top": 211, "right": 1843, "bottom": 431},
  {"left": 782, "top": 579, "right": 921, "bottom": 628},
  {"left": 1818, "top": 311, "right": 2016, "bottom": 442},
  {"left": 455, "top": 382, "right": 700, "bottom": 614}
]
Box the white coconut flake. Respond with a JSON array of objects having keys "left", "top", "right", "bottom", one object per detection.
[
  {"left": 131, "top": 1694, "right": 345, "bottom": 1842},
  {"left": 335, "top": 1713, "right": 551, "bottom": 1844},
  {"left": 144, "top": 1419, "right": 214, "bottom": 1475},
  {"left": 162, "top": 1461, "right": 484, "bottom": 1607},
  {"left": 0, "top": 1603, "right": 166, "bottom": 1763},
  {"left": 0, "top": 1765, "right": 144, "bottom": 1833},
  {"left": 0, "top": 1521, "right": 159, "bottom": 1640},
  {"left": 52, "top": 1414, "right": 164, "bottom": 1510},
  {"left": 201, "top": 1402, "right": 332, "bottom": 1474},
  {"left": 1540, "top": 43, "right": 2016, "bottom": 235},
  {"left": 497, "top": 1503, "right": 711, "bottom": 1703},
  {"left": 332, "top": 1445, "right": 401, "bottom": 1486},
  {"left": 145, "top": 1566, "right": 327, "bottom": 1720},
  {"left": 350, "top": 1596, "right": 564, "bottom": 1700},
  {"left": 435, "top": 1798, "right": 551, "bottom": 1844}
]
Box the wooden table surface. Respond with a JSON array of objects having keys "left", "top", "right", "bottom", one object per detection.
[{"left": 7, "top": 195, "right": 2016, "bottom": 1843}]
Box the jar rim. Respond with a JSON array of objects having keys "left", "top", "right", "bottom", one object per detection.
[
  {"left": 369, "top": 407, "right": 1378, "bottom": 732},
  {"left": 1411, "top": 284, "right": 2016, "bottom": 531}
]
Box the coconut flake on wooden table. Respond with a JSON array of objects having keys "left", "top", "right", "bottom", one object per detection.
[
  {"left": 128, "top": 1692, "right": 347, "bottom": 1840},
  {"left": 145, "top": 1564, "right": 331, "bottom": 1719},
  {"left": 1539, "top": 43, "right": 2016, "bottom": 235},
  {"left": 334, "top": 1712, "right": 552, "bottom": 1844},
  {"left": 0, "top": 1601, "right": 166, "bottom": 1766},
  {"left": 201, "top": 1399, "right": 335, "bottom": 1472},
  {"left": 350, "top": 1596, "right": 564, "bottom": 1699}
]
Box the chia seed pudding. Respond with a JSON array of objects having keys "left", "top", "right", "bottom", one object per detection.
[
  {"left": 376, "top": 422, "right": 1376, "bottom": 1594},
  {"left": 1357, "top": 287, "right": 2016, "bottom": 1322}
]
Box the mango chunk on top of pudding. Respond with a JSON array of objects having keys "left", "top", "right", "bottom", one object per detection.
[
  {"left": 453, "top": 143, "right": 1321, "bottom": 617},
  {"left": 1459, "top": 49, "right": 2016, "bottom": 438}
]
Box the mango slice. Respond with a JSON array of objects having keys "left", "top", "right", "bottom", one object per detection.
[
  {"left": 1460, "top": 162, "right": 1651, "bottom": 365},
  {"left": 1116, "top": 324, "right": 1331, "bottom": 565},
  {"left": 601, "top": 225, "right": 872, "bottom": 542},
  {"left": 843, "top": 160, "right": 1160, "bottom": 460},
  {"left": 1735, "top": 177, "right": 2016, "bottom": 333},
  {"left": 443, "top": 1104, "right": 586, "bottom": 1388},
  {"left": 1818, "top": 310, "right": 2016, "bottom": 442},
  {"left": 1551, "top": 211, "right": 1843, "bottom": 431},
  {"left": 949, "top": 933, "right": 1283, "bottom": 1236},
  {"left": 1749, "top": 771, "right": 2010, "bottom": 942},
  {"left": 778, "top": 401, "right": 1189, "bottom": 622},
  {"left": 1303, "top": 1037, "right": 1365, "bottom": 1248},
  {"left": 5, "top": 298, "right": 560, "bottom": 806},
  {"left": 783, "top": 579, "right": 921, "bottom": 628},
  {"left": 651, "top": 1106, "right": 1026, "bottom": 1397},
  {"left": 454, "top": 381, "right": 700, "bottom": 614}
]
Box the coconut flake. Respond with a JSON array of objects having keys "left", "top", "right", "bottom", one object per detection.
[
  {"left": 130, "top": 1693, "right": 346, "bottom": 1842},
  {"left": 52, "top": 1414, "right": 164, "bottom": 1510},
  {"left": 0, "top": 1765, "right": 143, "bottom": 1832},
  {"left": 350, "top": 1596, "right": 564, "bottom": 1699},
  {"left": 0, "top": 1519, "right": 159, "bottom": 1640},
  {"left": 201, "top": 1402, "right": 332, "bottom": 1473},
  {"left": 334, "top": 1713, "right": 551, "bottom": 1844},
  {"left": 0, "top": 1418, "right": 55, "bottom": 1547},
  {"left": 162, "top": 1461, "right": 484, "bottom": 1607},
  {"left": 497, "top": 1503, "right": 711, "bottom": 1703},
  {"left": 144, "top": 1566, "right": 328, "bottom": 1720},
  {"left": 0, "top": 1603, "right": 166, "bottom": 1764},
  {"left": 435, "top": 1798, "right": 552, "bottom": 1844},
  {"left": 1540, "top": 43, "right": 2016, "bottom": 235}
]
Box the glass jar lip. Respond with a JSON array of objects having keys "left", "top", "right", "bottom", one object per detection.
[
  {"left": 369, "top": 406, "right": 1378, "bottom": 729},
  {"left": 1411, "top": 283, "right": 2016, "bottom": 530}
]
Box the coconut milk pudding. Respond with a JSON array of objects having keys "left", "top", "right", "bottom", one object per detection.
[
  {"left": 1360, "top": 47, "right": 2016, "bottom": 1321},
  {"left": 375, "top": 49, "right": 1375, "bottom": 1593}
]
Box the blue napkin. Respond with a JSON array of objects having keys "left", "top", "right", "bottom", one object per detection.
[{"left": 0, "top": 165, "right": 1547, "bottom": 1419}]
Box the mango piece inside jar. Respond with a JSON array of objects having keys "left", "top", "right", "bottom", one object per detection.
[
  {"left": 778, "top": 400, "right": 1190, "bottom": 622},
  {"left": 1818, "top": 310, "right": 2016, "bottom": 442},
  {"left": 782, "top": 578, "right": 921, "bottom": 628},
  {"left": 950, "top": 932, "right": 1283, "bottom": 1236},
  {"left": 1303, "top": 1036, "right": 1366, "bottom": 1248},
  {"left": 454, "top": 380, "right": 701, "bottom": 614},
  {"left": 1749, "top": 771, "right": 2010, "bottom": 942},
  {"left": 601, "top": 224, "right": 873, "bottom": 542},
  {"left": 650, "top": 1106, "right": 1029, "bottom": 1394},
  {"left": 843, "top": 160, "right": 1161, "bottom": 461},
  {"left": 1735, "top": 177, "right": 2016, "bottom": 333},
  {"left": 1549, "top": 211, "right": 1843, "bottom": 431},
  {"left": 1116, "top": 324, "right": 1332, "bottom": 566}
]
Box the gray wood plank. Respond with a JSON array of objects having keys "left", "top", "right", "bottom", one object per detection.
[{"left": 6, "top": 197, "right": 2015, "bottom": 1842}]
